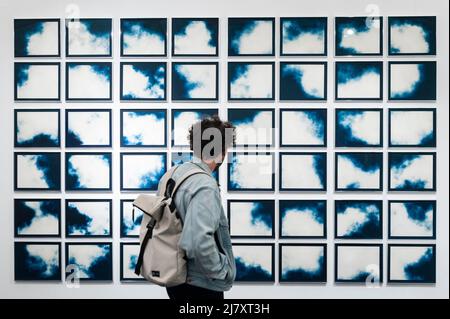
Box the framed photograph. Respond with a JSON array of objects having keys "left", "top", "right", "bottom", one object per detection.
[
  {"left": 227, "top": 152, "right": 274, "bottom": 191},
  {"left": 14, "top": 199, "right": 61, "bottom": 238},
  {"left": 388, "top": 200, "right": 436, "bottom": 239},
  {"left": 65, "top": 152, "right": 112, "bottom": 191},
  {"left": 172, "top": 18, "right": 218, "bottom": 56},
  {"left": 14, "top": 152, "right": 61, "bottom": 191},
  {"left": 389, "top": 109, "right": 436, "bottom": 147},
  {"left": 121, "top": 18, "right": 167, "bottom": 57},
  {"left": 14, "top": 18, "right": 60, "bottom": 57},
  {"left": 172, "top": 62, "right": 218, "bottom": 101},
  {"left": 171, "top": 109, "right": 218, "bottom": 147},
  {"left": 335, "top": 200, "right": 382, "bottom": 239},
  {"left": 121, "top": 109, "right": 166, "bottom": 147},
  {"left": 279, "top": 152, "right": 327, "bottom": 191},
  {"left": 279, "top": 200, "right": 326, "bottom": 239},
  {"left": 228, "top": 108, "right": 274, "bottom": 147},
  {"left": 171, "top": 152, "right": 219, "bottom": 181},
  {"left": 335, "top": 152, "right": 383, "bottom": 191},
  {"left": 120, "top": 243, "right": 145, "bottom": 281},
  {"left": 388, "top": 152, "right": 436, "bottom": 191},
  {"left": 335, "top": 16, "right": 383, "bottom": 56},
  {"left": 388, "top": 16, "right": 436, "bottom": 55},
  {"left": 335, "top": 109, "right": 383, "bottom": 147},
  {"left": 66, "top": 109, "right": 111, "bottom": 147},
  {"left": 388, "top": 244, "right": 436, "bottom": 284},
  {"left": 279, "top": 244, "right": 327, "bottom": 283},
  {"left": 66, "top": 18, "right": 112, "bottom": 57},
  {"left": 228, "top": 17, "right": 274, "bottom": 56},
  {"left": 280, "top": 17, "right": 327, "bottom": 56},
  {"left": 66, "top": 62, "right": 112, "bottom": 101},
  {"left": 120, "top": 152, "right": 167, "bottom": 191},
  {"left": 14, "top": 62, "right": 60, "bottom": 101},
  {"left": 335, "top": 61, "right": 383, "bottom": 100},
  {"left": 227, "top": 200, "right": 275, "bottom": 239},
  {"left": 65, "top": 199, "right": 112, "bottom": 238},
  {"left": 280, "top": 62, "right": 327, "bottom": 100},
  {"left": 120, "top": 199, "right": 143, "bottom": 238},
  {"left": 388, "top": 61, "right": 436, "bottom": 101},
  {"left": 120, "top": 62, "right": 166, "bottom": 101},
  {"left": 14, "top": 109, "right": 60, "bottom": 147},
  {"left": 280, "top": 109, "right": 327, "bottom": 147},
  {"left": 233, "top": 243, "right": 274, "bottom": 282},
  {"left": 335, "top": 244, "right": 383, "bottom": 283},
  {"left": 228, "top": 62, "right": 274, "bottom": 101},
  {"left": 15, "top": 242, "right": 61, "bottom": 281},
  {"left": 65, "top": 243, "right": 112, "bottom": 281}
]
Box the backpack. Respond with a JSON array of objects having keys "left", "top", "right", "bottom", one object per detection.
[{"left": 132, "top": 164, "right": 209, "bottom": 287}]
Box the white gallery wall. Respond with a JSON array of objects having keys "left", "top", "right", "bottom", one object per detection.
[{"left": 0, "top": 0, "right": 448, "bottom": 298}]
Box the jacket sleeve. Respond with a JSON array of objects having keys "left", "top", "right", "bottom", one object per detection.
[{"left": 178, "top": 185, "right": 229, "bottom": 280}]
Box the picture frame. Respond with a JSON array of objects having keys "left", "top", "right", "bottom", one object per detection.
[
  {"left": 14, "top": 152, "right": 61, "bottom": 191},
  {"left": 280, "top": 17, "right": 327, "bottom": 56},
  {"left": 171, "top": 62, "right": 218, "bottom": 101},
  {"left": 66, "top": 109, "right": 112, "bottom": 147},
  {"left": 233, "top": 243, "right": 275, "bottom": 282},
  {"left": 15, "top": 242, "right": 61, "bottom": 281},
  {"left": 14, "top": 18, "right": 60, "bottom": 57},
  {"left": 65, "top": 199, "right": 112, "bottom": 238},
  {"left": 171, "top": 109, "right": 218, "bottom": 147},
  {"left": 228, "top": 62, "right": 275, "bottom": 101},
  {"left": 120, "top": 152, "right": 167, "bottom": 191},
  {"left": 14, "top": 199, "right": 61, "bottom": 238},
  {"left": 228, "top": 17, "right": 275, "bottom": 56},
  {"left": 280, "top": 62, "right": 327, "bottom": 101},
  {"left": 14, "top": 109, "right": 60, "bottom": 147},
  {"left": 121, "top": 18, "right": 167, "bottom": 57},
  {"left": 66, "top": 62, "right": 112, "bottom": 101},
  {"left": 14, "top": 62, "right": 60, "bottom": 101},
  {"left": 65, "top": 18, "right": 112, "bottom": 57},
  {"left": 120, "top": 199, "right": 143, "bottom": 238},
  {"left": 120, "top": 243, "right": 145, "bottom": 282},
  {"left": 120, "top": 62, "right": 166, "bottom": 101},
  {"left": 65, "top": 152, "right": 112, "bottom": 191},
  {"left": 121, "top": 109, "right": 167, "bottom": 147},
  {"left": 172, "top": 18, "right": 219, "bottom": 57}
]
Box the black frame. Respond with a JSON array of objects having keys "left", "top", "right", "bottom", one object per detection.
[
  {"left": 120, "top": 62, "right": 167, "bottom": 101},
  {"left": 14, "top": 62, "right": 61, "bottom": 101},
  {"left": 120, "top": 199, "right": 141, "bottom": 238},
  {"left": 14, "top": 18, "right": 61, "bottom": 57},
  {"left": 120, "top": 109, "right": 167, "bottom": 147},
  {"left": 279, "top": 108, "right": 327, "bottom": 147},
  {"left": 388, "top": 200, "right": 436, "bottom": 239},
  {"left": 120, "top": 18, "right": 167, "bottom": 57},
  {"left": 120, "top": 152, "right": 167, "bottom": 191},
  {"left": 14, "top": 152, "right": 61, "bottom": 191},
  {"left": 171, "top": 62, "right": 218, "bottom": 101},
  {"left": 120, "top": 243, "right": 146, "bottom": 282},
  {"left": 65, "top": 109, "right": 112, "bottom": 147},
  {"left": 171, "top": 108, "right": 218, "bottom": 147},
  {"left": 65, "top": 18, "right": 112, "bottom": 57},
  {"left": 232, "top": 243, "right": 275, "bottom": 283},
  {"left": 65, "top": 152, "right": 112, "bottom": 191},
  {"left": 65, "top": 62, "right": 112, "bottom": 101},
  {"left": 65, "top": 199, "right": 112, "bottom": 238},
  {"left": 227, "top": 199, "right": 275, "bottom": 239},
  {"left": 14, "top": 109, "right": 61, "bottom": 148}
]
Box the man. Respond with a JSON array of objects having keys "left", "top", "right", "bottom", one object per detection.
[{"left": 164, "top": 115, "right": 236, "bottom": 301}]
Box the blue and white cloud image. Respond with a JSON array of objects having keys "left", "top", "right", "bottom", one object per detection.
[
  {"left": 234, "top": 245, "right": 273, "bottom": 281},
  {"left": 67, "top": 244, "right": 112, "bottom": 280},
  {"left": 336, "top": 153, "right": 382, "bottom": 190},
  {"left": 389, "top": 17, "right": 436, "bottom": 55},
  {"left": 390, "top": 110, "right": 435, "bottom": 146},
  {"left": 121, "top": 18, "right": 166, "bottom": 56},
  {"left": 67, "top": 19, "right": 111, "bottom": 56},
  {"left": 121, "top": 201, "right": 143, "bottom": 237},
  {"left": 172, "top": 109, "right": 217, "bottom": 146},
  {"left": 336, "top": 201, "right": 382, "bottom": 239},
  {"left": 389, "top": 62, "right": 436, "bottom": 100},
  {"left": 280, "top": 153, "right": 326, "bottom": 190},
  {"left": 229, "top": 63, "right": 273, "bottom": 99},
  {"left": 229, "top": 201, "right": 274, "bottom": 237},
  {"left": 16, "top": 153, "right": 60, "bottom": 190},
  {"left": 121, "top": 153, "right": 166, "bottom": 190},
  {"left": 172, "top": 63, "right": 217, "bottom": 100},
  {"left": 122, "top": 110, "right": 165, "bottom": 146},
  {"left": 228, "top": 153, "right": 273, "bottom": 190},
  {"left": 15, "top": 243, "right": 60, "bottom": 280},
  {"left": 67, "top": 62, "right": 111, "bottom": 99},
  {"left": 389, "top": 246, "right": 435, "bottom": 282},
  {"left": 281, "top": 17, "right": 326, "bottom": 55},
  {"left": 281, "top": 109, "right": 326, "bottom": 146},
  {"left": 280, "top": 63, "right": 326, "bottom": 100},
  {"left": 66, "top": 201, "right": 111, "bottom": 237},
  {"left": 173, "top": 18, "right": 218, "bottom": 55},
  {"left": 335, "top": 17, "right": 381, "bottom": 55},
  {"left": 390, "top": 201, "right": 434, "bottom": 238},
  {"left": 66, "top": 153, "right": 111, "bottom": 190},
  {"left": 15, "top": 200, "right": 60, "bottom": 236},
  {"left": 67, "top": 111, "right": 110, "bottom": 146},
  {"left": 16, "top": 111, "right": 59, "bottom": 147},
  {"left": 280, "top": 200, "right": 325, "bottom": 237},
  {"left": 336, "top": 109, "right": 381, "bottom": 147},
  {"left": 15, "top": 19, "right": 59, "bottom": 56},
  {"left": 121, "top": 244, "right": 142, "bottom": 280},
  {"left": 121, "top": 63, "right": 166, "bottom": 100},
  {"left": 281, "top": 245, "right": 326, "bottom": 282},
  {"left": 336, "top": 62, "right": 382, "bottom": 99},
  {"left": 389, "top": 153, "right": 434, "bottom": 190},
  {"left": 15, "top": 63, "right": 59, "bottom": 100},
  {"left": 336, "top": 245, "right": 380, "bottom": 282},
  {"left": 228, "top": 109, "right": 273, "bottom": 146},
  {"left": 229, "top": 18, "right": 273, "bottom": 55}
]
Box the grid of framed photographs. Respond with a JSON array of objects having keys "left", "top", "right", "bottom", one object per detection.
[{"left": 13, "top": 16, "right": 437, "bottom": 285}]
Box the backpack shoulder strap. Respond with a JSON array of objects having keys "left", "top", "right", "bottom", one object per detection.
[{"left": 157, "top": 165, "right": 180, "bottom": 197}]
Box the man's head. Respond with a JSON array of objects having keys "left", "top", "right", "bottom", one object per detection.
[{"left": 188, "top": 115, "right": 236, "bottom": 170}]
